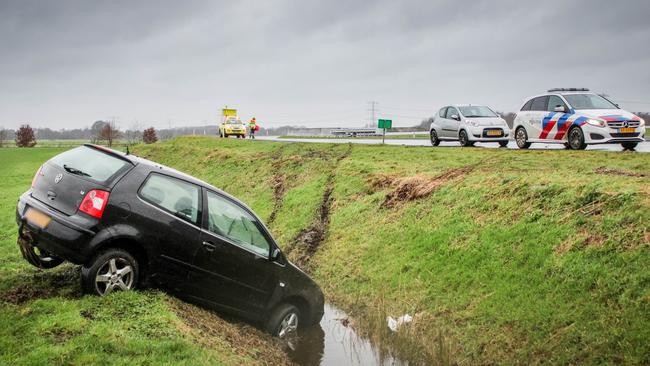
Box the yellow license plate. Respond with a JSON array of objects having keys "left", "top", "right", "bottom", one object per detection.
[
  {"left": 25, "top": 208, "right": 51, "bottom": 229},
  {"left": 487, "top": 130, "right": 501, "bottom": 136},
  {"left": 620, "top": 127, "right": 635, "bottom": 133}
]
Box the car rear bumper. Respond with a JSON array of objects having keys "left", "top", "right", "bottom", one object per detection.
[{"left": 16, "top": 193, "right": 95, "bottom": 264}]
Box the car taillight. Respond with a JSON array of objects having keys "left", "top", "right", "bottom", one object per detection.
[
  {"left": 79, "top": 190, "right": 110, "bottom": 219},
  {"left": 31, "top": 166, "right": 44, "bottom": 188}
]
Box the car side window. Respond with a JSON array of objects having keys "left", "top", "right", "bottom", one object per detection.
[
  {"left": 140, "top": 173, "right": 201, "bottom": 225},
  {"left": 438, "top": 107, "right": 447, "bottom": 118},
  {"left": 521, "top": 99, "right": 533, "bottom": 111},
  {"left": 446, "top": 107, "right": 459, "bottom": 119},
  {"left": 547, "top": 95, "right": 567, "bottom": 112},
  {"left": 205, "top": 191, "right": 271, "bottom": 257},
  {"left": 530, "top": 96, "right": 548, "bottom": 111}
]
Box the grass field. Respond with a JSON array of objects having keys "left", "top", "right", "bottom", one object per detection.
[
  {"left": 1, "top": 139, "right": 649, "bottom": 365},
  {"left": 0, "top": 148, "right": 290, "bottom": 365},
  {"left": 132, "top": 137, "right": 649, "bottom": 365}
]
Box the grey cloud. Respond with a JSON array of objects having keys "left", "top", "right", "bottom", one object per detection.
[{"left": 1, "top": 0, "right": 649, "bottom": 130}]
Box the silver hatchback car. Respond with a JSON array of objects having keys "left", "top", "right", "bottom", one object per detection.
[{"left": 430, "top": 104, "right": 510, "bottom": 147}]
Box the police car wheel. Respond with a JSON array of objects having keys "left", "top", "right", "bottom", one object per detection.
[
  {"left": 515, "top": 127, "right": 531, "bottom": 149},
  {"left": 568, "top": 127, "right": 587, "bottom": 150},
  {"left": 459, "top": 130, "right": 471, "bottom": 147},
  {"left": 621, "top": 142, "right": 638, "bottom": 150},
  {"left": 430, "top": 130, "right": 440, "bottom": 146}
]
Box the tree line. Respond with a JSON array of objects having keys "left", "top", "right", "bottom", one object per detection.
[{"left": 0, "top": 120, "right": 158, "bottom": 148}]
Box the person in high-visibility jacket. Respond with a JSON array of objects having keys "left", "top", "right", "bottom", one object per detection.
[{"left": 248, "top": 117, "right": 258, "bottom": 139}]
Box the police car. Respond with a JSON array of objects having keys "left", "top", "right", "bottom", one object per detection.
[{"left": 513, "top": 88, "right": 646, "bottom": 150}]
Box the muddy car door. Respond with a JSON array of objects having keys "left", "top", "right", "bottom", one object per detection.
[
  {"left": 136, "top": 173, "right": 204, "bottom": 290},
  {"left": 187, "top": 189, "right": 277, "bottom": 316}
]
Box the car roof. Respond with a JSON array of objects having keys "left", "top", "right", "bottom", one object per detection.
[{"left": 84, "top": 144, "right": 232, "bottom": 198}]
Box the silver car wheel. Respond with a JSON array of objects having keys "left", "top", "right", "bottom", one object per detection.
[
  {"left": 94, "top": 257, "right": 134, "bottom": 295},
  {"left": 277, "top": 312, "right": 299, "bottom": 338}
]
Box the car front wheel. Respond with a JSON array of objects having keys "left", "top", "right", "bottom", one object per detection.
[
  {"left": 515, "top": 127, "right": 531, "bottom": 149},
  {"left": 266, "top": 303, "right": 301, "bottom": 338},
  {"left": 459, "top": 130, "right": 472, "bottom": 147},
  {"left": 568, "top": 127, "right": 587, "bottom": 150},
  {"left": 430, "top": 130, "right": 440, "bottom": 146},
  {"left": 82, "top": 248, "right": 139, "bottom": 296}
]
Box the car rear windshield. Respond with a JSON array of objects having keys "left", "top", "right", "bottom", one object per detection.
[
  {"left": 49, "top": 146, "right": 132, "bottom": 184},
  {"left": 459, "top": 106, "right": 497, "bottom": 118},
  {"left": 563, "top": 94, "right": 618, "bottom": 110}
]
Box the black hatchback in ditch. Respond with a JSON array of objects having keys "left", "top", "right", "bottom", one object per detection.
[{"left": 15, "top": 144, "right": 324, "bottom": 337}]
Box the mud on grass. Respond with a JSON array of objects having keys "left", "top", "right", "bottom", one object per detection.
[
  {"left": 0, "top": 264, "right": 81, "bottom": 304},
  {"left": 168, "top": 298, "right": 291, "bottom": 366}
]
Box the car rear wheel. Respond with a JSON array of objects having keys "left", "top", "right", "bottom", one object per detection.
[
  {"left": 430, "top": 130, "right": 440, "bottom": 146},
  {"left": 266, "top": 303, "right": 301, "bottom": 338},
  {"left": 515, "top": 127, "right": 531, "bottom": 149},
  {"left": 498, "top": 141, "right": 509, "bottom": 148},
  {"left": 568, "top": 127, "right": 587, "bottom": 150},
  {"left": 82, "top": 248, "right": 139, "bottom": 296},
  {"left": 621, "top": 142, "right": 638, "bottom": 151},
  {"left": 459, "top": 130, "right": 472, "bottom": 147}
]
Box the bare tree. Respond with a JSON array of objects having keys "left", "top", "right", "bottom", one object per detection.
[
  {"left": 0, "top": 127, "right": 7, "bottom": 147},
  {"left": 125, "top": 121, "right": 143, "bottom": 145},
  {"left": 98, "top": 120, "right": 120, "bottom": 147}
]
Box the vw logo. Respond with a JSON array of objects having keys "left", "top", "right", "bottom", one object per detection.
[{"left": 54, "top": 173, "right": 63, "bottom": 184}]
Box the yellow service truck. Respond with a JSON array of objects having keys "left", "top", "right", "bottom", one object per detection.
[{"left": 218, "top": 107, "right": 246, "bottom": 138}]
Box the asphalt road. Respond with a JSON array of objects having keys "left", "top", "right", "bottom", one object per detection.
[{"left": 257, "top": 136, "right": 650, "bottom": 152}]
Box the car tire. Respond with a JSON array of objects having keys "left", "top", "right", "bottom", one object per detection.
[
  {"left": 459, "top": 130, "right": 471, "bottom": 147},
  {"left": 265, "top": 303, "right": 301, "bottom": 338},
  {"left": 498, "top": 141, "right": 509, "bottom": 148},
  {"left": 621, "top": 142, "right": 638, "bottom": 151},
  {"left": 81, "top": 248, "right": 139, "bottom": 296},
  {"left": 430, "top": 130, "right": 440, "bottom": 146},
  {"left": 568, "top": 127, "right": 587, "bottom": 150},
  {"left": 515, "top": 127, "right": 531, "bottom": 149}
]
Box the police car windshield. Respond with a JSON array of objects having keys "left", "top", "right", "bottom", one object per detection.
[
  {"left": 458, "top": 106, "right": 497, "bottom": 118},
  {"left": 563, "top": 94, "right": 618, "bottom": 110},
  {"left": 226, "top": 119, "right": 243, "bottom": 125}
]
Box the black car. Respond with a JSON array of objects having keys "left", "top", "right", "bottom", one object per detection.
[{"left": 15, "top": 144, "right": 324, "bottom": 337}]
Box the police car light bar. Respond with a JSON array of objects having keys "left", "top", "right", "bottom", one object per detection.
[{"left": 547, "top": 88, "right": 590, "bottom": 92}]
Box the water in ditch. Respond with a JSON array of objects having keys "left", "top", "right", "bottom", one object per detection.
[{"left": 284, "top": 303, "right": 417, "bottom": 366}]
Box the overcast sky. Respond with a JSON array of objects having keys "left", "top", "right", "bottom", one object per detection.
[{"left": 1, "top": 0, "right": 649, "bottom": 130}]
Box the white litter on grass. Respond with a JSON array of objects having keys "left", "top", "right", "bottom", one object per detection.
[{"left": 386, "top": 314, "right": 413, "bottom": 332}]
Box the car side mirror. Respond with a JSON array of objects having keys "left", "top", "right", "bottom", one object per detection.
[
  {"left": 554, "top": 105, "right": 566, "bottom": 112},
  {"left": 451, "top": 114, "right": 460, "bottom": 121},
  {"left": 271, "top": 247, "right": 282, "bottom": 261}
]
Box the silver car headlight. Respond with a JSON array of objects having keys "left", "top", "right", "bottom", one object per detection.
[
  {"left": 586, "top": 118, "right": 606, "bottom": 128},
  {"left": 466, "top": 120, "right": 480, "bottom": 127},
  {"left": 640, "top": 118, "right": 646, "bottom": 127}
]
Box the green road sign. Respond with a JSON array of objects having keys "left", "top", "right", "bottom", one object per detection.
[{"left": 378, "top": 119, "right": 392, "bottom": 129}]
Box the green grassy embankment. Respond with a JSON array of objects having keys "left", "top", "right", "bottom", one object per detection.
[
  {"left": 133, "top": 137, "right": 650, "bottom": 365},
  {"left": 0, "top": 148, "right": 290, "bottom": 365},
  {"left": 278, "top": 134, "right": 428, "bottom": 140}
]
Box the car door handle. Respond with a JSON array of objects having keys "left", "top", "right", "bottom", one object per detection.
[{"left": 202, "top": 241, "right": 217, "bottom": 252}]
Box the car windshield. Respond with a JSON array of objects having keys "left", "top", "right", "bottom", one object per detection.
[
  {"left": 225, "top": 119, "right": 243, "bottom": 125},
  {"left": 458, "top": 106, "right": 497, "bottom": 118},
  {"left": 563, "top": 94, "right": 618, "bottom": 110}
]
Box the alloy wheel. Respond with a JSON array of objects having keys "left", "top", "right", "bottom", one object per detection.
[
  {"left": 94, "top": 257, "right": 135, "bottom": 295},
  {"left": 277, "top": 312, "right": 299, "bottom": 338}
]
